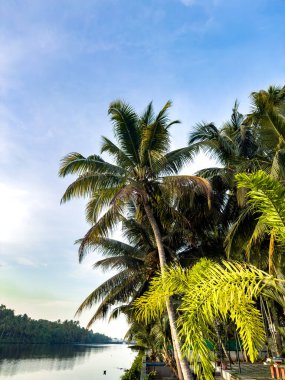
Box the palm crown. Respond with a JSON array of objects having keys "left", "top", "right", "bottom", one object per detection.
[{"left": 59, "top": 100, "right": 210, "bottom": 260}]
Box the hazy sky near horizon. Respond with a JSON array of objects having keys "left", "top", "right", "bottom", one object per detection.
[{"left": 0, "top": 0, "right": 284, "bottom": 338}]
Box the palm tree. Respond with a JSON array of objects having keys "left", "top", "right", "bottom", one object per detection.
[
  {"left": 134, "top": 258, "right": 285, "bottom": 380},
  {"left": 244, "top": 86, "right": 285, "bottom": 180},
  {"left": 223, "top": 86, "right": 285, "bottom": 263},
  {"left": 60, "top": 100, "right": 211, "bottom": 380},
  {"left": 125, "top": 316, "right": 181, "bottom": 377},
  {"left": 235, "top": 170, "right": 285, "bottom": 270},
  {"left": 224, "top": 169, "right": 285, "bottom": 355},
  {"left": 75, "top": 216, "right": 161, "bottom": 327}
]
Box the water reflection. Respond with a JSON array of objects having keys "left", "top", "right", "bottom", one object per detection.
[{"left": 0, "top": 344, "right": 129, "bottom": 378}]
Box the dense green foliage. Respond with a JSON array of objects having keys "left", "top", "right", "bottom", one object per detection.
[
  {"left": 120, "top": 351, "right": 144, "bottom": 380},
  {"left": 0, "top": 305, "right": 112, "bottom": 344},
  {"left": 59, "top": 101, "right": 211, "bottom": 379},
  {"left": 60, "top": 85, "right": 285, "bottom": 380}
]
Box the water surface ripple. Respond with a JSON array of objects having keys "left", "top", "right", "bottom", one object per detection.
[{"left": 0, "top": 343, "right": 136, "bottom": 379}]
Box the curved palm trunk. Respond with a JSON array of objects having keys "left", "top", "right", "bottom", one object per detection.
[{"left": 144, "top": 203, "right": 192, "bottom": 380}]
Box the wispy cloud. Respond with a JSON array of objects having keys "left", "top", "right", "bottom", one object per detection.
[
  {"left": 179, "top": 0, "right": 197, "bottom": 5},
  {"left": 178, "top": 0, "right": 223, "bottom": 6},
  {"left": 16, "top": 257, "right": 37, "bottom": 267}
]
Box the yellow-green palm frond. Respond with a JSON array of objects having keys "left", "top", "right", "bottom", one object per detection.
[
  {"left": 134, "top": 258, "right": 285, "bottom": 380},
  {"left": 235, "top": 171, "right": 285, "bottom": 245},
  {"left": 133, "top": 272, "right": 169, "bottom": 324}
]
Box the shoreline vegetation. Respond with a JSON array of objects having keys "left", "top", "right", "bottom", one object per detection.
[
  {"left": 58, "top": 85, "right": 285, "bottom": 380},
  {"left": 0, "top": 305, "right": 113, "bottom": 345}
]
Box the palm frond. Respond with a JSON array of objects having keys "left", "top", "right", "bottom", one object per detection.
[
  {"left": 76, "top": 269, "right": 133, "bottom": 315},
  {"left": 140, "top": 102, "right": 155, "bottom": 127},
  {"left": 224, "top": 205, "right": 256, "bottom": 258},
  {"left": 108, "top": 100, "right": 140, "bottom": 164},
  {"left": 78, "top": 237, "right": 142, "bottom": 259},
  {"left": 122, "top": 218, "right": 155, "bottom": 251},
  {"left": 101, "top": 136, "right": 134, "bottom": 168},
  {"left": 60, "top": 173, "right": 122, "bottom": 204},
  {"left": 93, "top": 256, "right": 144, "bottom": 272},
  {"left": 78, "top": 202, "right": 125, "bottom": 261},
  {"left": 235, "top": 171, "right": 285, "bottom": 245},
  {"left": 139, "top": 102, "right": 179, "bottom": 163},
  {"left": 134, "top": 259, "right": 285, "bottom": 380},
  {"left": 189, "top": 122, "right": 236, "bottom": 164},
  {"left": 157, "top": 145, "right": 199, "bottom": 175},
  {"left": 85, "top": 186, "right": 124, "bottom": 224},
  {"left": 162, "top": 175, "right": 212, "bottom": 207},
  {"left": 59, "top": 152, "right": 124, "bottom": 177},
  {"left": 109, "top": 305, "right": 131, "bottom": 321},
  {"left": 84, "top": 273, "right": 143, "bottom": 326}
]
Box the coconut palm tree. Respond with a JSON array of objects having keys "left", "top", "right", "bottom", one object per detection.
[
  {"left": 188, "top": 102, "right": 265, "bottom": 253},
  {"left": 224, "top": 86, "right": 285, "bottom": 263},
  {"left": 244, "top": 85, "right": 285, "bottom": 180},
  {"left": 60, "top": 100, "right": 211, "bottom": 380}
]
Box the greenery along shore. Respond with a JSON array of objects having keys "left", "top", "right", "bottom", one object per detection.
[
  {"left": 0, "top": 305, "right": 112, "bottom": 344},
  {"left": 60, "top": 85, "right": 285, "bottom": 380}
]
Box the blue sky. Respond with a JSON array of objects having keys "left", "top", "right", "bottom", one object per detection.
[{"left": 0, "top": 0, "right": 284, "bottom": 338}]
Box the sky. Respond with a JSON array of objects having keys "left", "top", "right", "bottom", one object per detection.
[{"left": 0, "top": 0, "right": 284, "bottom": 338}]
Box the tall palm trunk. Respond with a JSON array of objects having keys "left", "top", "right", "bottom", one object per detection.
[{"left": 144, "top": 202, "right": 192, "bottom": 380}]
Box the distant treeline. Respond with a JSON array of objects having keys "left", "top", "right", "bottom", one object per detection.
[{"left": 0, "top": 305, "right": 112, "bottom": 344}]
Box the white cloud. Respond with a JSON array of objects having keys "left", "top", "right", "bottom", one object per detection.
[
  {"left": 0, "top": 183, "right": 31, "bottom": 243},
  {"left": 16, "top": 257, "right": 37, "bottom": 267}
]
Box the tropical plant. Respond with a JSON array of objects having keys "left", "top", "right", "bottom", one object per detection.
[
  {"left": 224, "top": 87, "right": 285, "bottom": 259},
  {"left": 59, "top": 100, "right": 212, "bottom": 380},
  {"left": 75, "top": 217, "right": 160, "bottom": 327},
  {"left": 121, "top": 351, "right": 144, "bottom": 380},
  {"left": 235, "top": 170, "right": 285, "bottom": 254},
  {"left": 134, "top": 259, "right": 285, "bottom": 380},
  {"left": 244, "top": 86, "right": 285, "bottom": 180},
  {"left": 188, "top": 102, "right": 269, "bottom": 259},
  {"left": 125, "top": 315, "right": 179, "bottom": 377}
]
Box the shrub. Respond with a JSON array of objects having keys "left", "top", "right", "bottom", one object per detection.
[{"left": 121, "top": 352, "right": 144, "bottom": 380}]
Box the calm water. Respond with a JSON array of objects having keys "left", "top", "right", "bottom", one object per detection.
[{"left": 0, "top": 344, "right": 137, "bottom": 380}]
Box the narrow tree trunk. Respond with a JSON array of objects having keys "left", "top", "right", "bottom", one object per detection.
[
  {"left": 144, "top": 203, "right": 192, "bottom": 380},
  {"left": 173, "top": 340, "right": 184, "bottom": 380},
  {"left": 271, "top": 305, "right": 283, "bottom": 356}
]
